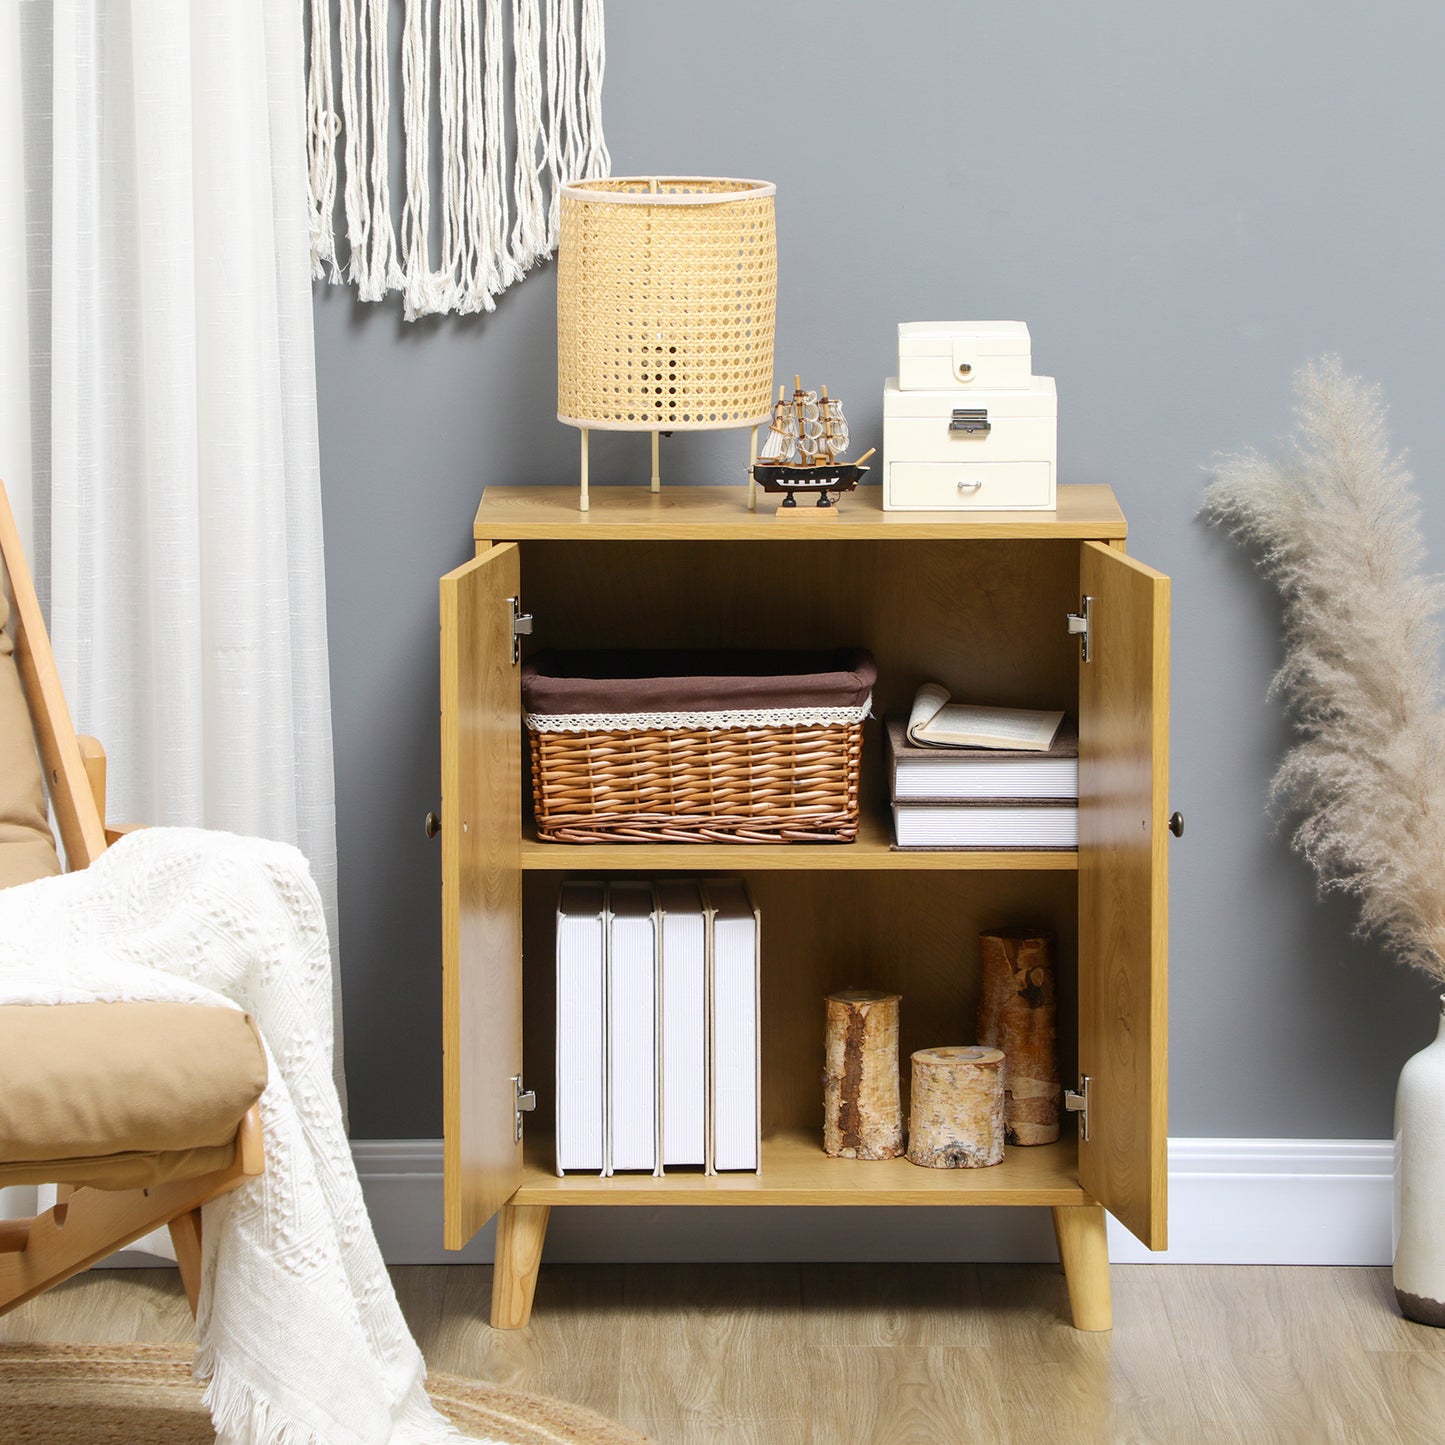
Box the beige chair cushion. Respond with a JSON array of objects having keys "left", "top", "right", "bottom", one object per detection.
[
  {"left": 0, "top": 1002, "right": 267, "bottom": 1188},
  {"left": 0, "top": 589, "right": 61, "bottom": 890}
]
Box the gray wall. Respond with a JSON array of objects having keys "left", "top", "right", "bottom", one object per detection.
[{"left": 315, "top": 1, "right": 1445, "bottom": 1145}]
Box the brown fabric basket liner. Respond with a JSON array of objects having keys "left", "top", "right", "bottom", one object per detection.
[
  {"left": 521, "top": 648, "right": 876, "bottom": 718},
  {"left": 523, "top": 649, "right": 874, "bottom": 844}
]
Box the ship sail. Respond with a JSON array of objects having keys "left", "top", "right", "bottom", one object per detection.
[
  {"left": 792, "top": 389, "right": 825, "bottom": 459},
  {"left": 760, "top": 391, "right": 799, "bottom": 461},
  {"left": 759, "top": 425, "right": 796, "bottom": 462}
]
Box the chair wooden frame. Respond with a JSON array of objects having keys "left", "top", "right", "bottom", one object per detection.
[{"left": 0, "top": 479, "right": 264, "bottom": 1319}]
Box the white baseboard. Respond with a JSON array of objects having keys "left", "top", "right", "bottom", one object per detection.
[
  {"left": 1105, "top": 1138, "right": 1393, "bottom": 1265},
  {"left": 353, "top": 1137, "right": 1396, "bottom": 1268}
]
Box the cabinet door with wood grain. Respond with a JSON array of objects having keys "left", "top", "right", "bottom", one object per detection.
[
  {"left": 1077, "top": 540, "right": 1170, "bottom": 1250},
  {"left": 440, "top": 542, "right": 523, "bottom": 1249}
]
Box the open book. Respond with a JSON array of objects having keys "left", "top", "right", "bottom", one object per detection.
[{"left": 906, "top": 683, "right": 1064, "bottom": 752}]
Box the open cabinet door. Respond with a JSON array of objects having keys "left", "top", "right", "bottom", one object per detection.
[
  {"left": 1077, "top": 540, "right": 1170, "bottom": 1250},
  {"left": 440, "top": 542, "right": 522, "bottom": 1249}
]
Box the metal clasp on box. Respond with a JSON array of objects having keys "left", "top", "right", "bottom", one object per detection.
[{"left": 949, "top": 408, "right": 990, "bottom": 436}]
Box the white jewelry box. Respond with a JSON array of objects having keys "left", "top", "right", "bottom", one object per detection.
[
  {"left": 896, "top": 321, "right": 1033, "bottom": 392},
  {"left": 882, "top": 376, "right": 1057, "bottom": 511}
]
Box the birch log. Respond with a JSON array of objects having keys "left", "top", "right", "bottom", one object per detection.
[
  {"left": 906, "top": 1046, "right": 1005, "bottom": 1168},
  {"left": 977, "top": 928, "right": 1061, "bottom": 1145},
  {"left": 823, "top": 990, "right": 903, "bottom": 1159}
]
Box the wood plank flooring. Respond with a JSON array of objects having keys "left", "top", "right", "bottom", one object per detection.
[{"left": 3, "top": 1263, "right": 1443, "bottom": 1443}]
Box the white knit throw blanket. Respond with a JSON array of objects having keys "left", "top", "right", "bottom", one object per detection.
[
  {"left": 307, "top": 0, "right": 611, "bottom": 319},
  {"left": 0, "top": 829, "right": 488, "bottom": 1445}
]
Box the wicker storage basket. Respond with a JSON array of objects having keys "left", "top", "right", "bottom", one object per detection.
[{"left": 522, "top": 649, "right": 875, "bottom": 844}]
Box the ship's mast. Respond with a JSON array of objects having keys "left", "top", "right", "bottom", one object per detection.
[{"left": 793, "top": 375, "right": 829, "bottom": 466}]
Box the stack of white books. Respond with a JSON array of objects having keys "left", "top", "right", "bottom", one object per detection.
[
  {"left": 888, "top": 685, "right": 1079, "bottom": 849},
  {"left": 554, "top": 878, "right": 760, "bottom": 1177}
]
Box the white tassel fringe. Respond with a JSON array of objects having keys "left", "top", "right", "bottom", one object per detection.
[
  {"left": 197, "top": 1340, "right": 488, "bottom": 1445},
  {"left": 306, "top": 0, "right": 609, "bottom": 320}
]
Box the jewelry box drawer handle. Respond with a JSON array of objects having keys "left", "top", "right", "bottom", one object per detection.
[{"left": 949, "top": 408, "right": 991, "bottom": 435}]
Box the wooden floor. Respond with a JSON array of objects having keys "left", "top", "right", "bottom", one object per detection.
[{"left": 3, "top": 1262, "right": 1443, "bottom": 1443}]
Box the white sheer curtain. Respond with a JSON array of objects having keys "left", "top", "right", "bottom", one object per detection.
[{"left": 20, "top": 0, "right": 344, "bottom": 1093}]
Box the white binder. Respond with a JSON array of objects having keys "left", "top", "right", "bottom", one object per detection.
[
  {"left": 656, "top": 879, "right": 707, "bottom": 1170},
  {"left": 606, "top": 881, "right": 661, "bottom": 1175},
  {"left": 554, "top": 881, "right": 606, "bottom": 1175},
  {"left": 702, "top": 878, "right": 761, "bottom": 1174}
]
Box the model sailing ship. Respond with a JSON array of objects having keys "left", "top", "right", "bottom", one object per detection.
[{"left": 752, "top": 377, "right": 876, "bottom": 508}]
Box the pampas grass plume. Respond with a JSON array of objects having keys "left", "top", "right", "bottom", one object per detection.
[{"left": 1205, "top": 357, "right": 1445, "bottom": 982}]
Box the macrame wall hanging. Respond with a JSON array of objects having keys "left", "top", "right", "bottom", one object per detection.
[{"left": 305, "top": 0, "right": 610, "bottom": 319}]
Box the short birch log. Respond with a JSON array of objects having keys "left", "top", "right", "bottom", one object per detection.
[
  {"left": 823, "top": 990, "right": 903, "bottom": 1160},
  {"left": 977, "top": 928, "right": 1061, "bottom": 1145},
  {"left": 906, "top": 1046, "right": 1005, "bottom": 1168}
]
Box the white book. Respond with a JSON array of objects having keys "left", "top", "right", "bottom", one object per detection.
[
  {"left": 555, "top": 881, "right": 606, "bottom": 1175},
  {"left": 606, "top": 882, "right": 660, "bottom": 1175},
  {"left": 656, "top": 880, "right": 707, "bottom": 1170},
  {"left": 886, "top": 717, "right": 1079, "bottom": 800},
  {"left": 892, "top": 801, "right": 1079, "bottom": 849},
  {"left": 703, "top": 878, "right": 761, "bottom": 1174}
]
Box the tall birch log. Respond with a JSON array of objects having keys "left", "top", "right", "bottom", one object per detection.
[
  {"left": 823, "top": 990, "right": 903, "bottom": 1159},
  {"left": 977, "top": 928, "right": 1061, "bottom": 1145},
  {"left": 906, "top": 1046, "right": 1004, "bottom": 1168}
]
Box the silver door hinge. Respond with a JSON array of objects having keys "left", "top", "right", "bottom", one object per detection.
[
  {"left": 512, "top": 1074, "right": 537, "bottom": 1141},
  {"left": 509, "top": 597, "right": 534, "bottom": 664},
  {"left": 1066, "top": 595, "right": 1092, "bottom": 663},
  {"left": 1064, "top": 1075, "right": 1091, "bottom": 1142}
]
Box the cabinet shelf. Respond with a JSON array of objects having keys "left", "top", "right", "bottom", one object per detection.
[
  {"left": 520, "top": 810, "right": 1079, "bottom": 871},
  {"left": 513, "top": 1129, "right": 1087, "bottom": 1208}
]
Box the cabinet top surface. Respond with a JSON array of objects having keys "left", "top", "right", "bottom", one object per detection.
[{"left": 473, "top": 484, "right": 1127, "bottom": 541}]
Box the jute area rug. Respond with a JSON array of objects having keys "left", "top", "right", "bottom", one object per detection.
[{"left": 0, "top": 1342, "right": 651, "bottom": 1444}]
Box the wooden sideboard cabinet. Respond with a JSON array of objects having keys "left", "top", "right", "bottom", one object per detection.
[{"left": 439, "top": 484, "right": 1169, "bottom": 1332}]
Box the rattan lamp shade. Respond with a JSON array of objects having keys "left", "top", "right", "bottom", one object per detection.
[{"left": 557, "top": 177, "right": 777, "bottom": 432}]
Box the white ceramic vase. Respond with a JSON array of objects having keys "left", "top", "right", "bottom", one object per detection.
[{"left": 1394, "top": 996, "right": 1445, "bottom": 1326}]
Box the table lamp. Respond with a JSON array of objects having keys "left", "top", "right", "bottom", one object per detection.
[{"left": 557, "top": 176, "right": 777, "bottom": 511}]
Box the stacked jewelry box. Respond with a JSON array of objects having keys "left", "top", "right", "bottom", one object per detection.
[{"left": 883, "top": 321, "right": 1057, "bottom": 511}]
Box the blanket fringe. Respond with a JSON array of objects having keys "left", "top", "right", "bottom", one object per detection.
[
  {"left": 197, "top": 1340, "right": 477, "bottom": 1444},
  {"left": 307, "top": 0, "right": 610, "bottom": 320}
]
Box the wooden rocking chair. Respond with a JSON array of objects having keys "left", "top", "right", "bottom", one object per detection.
[{"left": 0, "top": 479, "right": 265, "bottom": 1320}]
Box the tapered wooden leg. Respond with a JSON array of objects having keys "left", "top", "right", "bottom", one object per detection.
[
  {"left": 1052, "top": 1204, "right": 1112, "bottom": 1331},
  {"left": 490, "top": 1203, "right": 550, "bottom": 1329},
  {"left": 169, "top": 1208, "right": 204, "bottom": 1318}
]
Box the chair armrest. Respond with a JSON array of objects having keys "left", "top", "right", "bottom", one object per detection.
[
  {"left": 74, "top": 737, "right": 148, "bottom": 849},
  {"left": 75, "top": 736, "right": 107, "bottom": 841},
  {"left": 235, "top": 1105, "right": 264, "bottom": 1177}
]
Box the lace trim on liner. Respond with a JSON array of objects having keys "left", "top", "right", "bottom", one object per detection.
[{"left": 526, "top": 696, "right": 872, "bottom": 734}]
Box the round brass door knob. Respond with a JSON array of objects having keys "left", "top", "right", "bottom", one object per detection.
[
  {"left": 424, "top": 811, "right": 441, "bottom": 839},
  {"left": 1169, "top": 811, "right": 1184, "bottom": 837}
]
